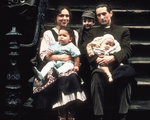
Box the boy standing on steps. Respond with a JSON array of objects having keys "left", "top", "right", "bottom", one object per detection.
[
  {"left": 77, "top": 10, "right": 96, "bottom": 46},
  {"left": 77, "top": 10, "right": 96, "bottom": 103}
]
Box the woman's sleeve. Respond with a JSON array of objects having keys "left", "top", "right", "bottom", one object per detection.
[{"left": 39, "top": 30, "right": 55, "bottom": 61}]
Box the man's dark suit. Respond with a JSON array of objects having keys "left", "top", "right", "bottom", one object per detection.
[
  {"left": 80, "top": 24, "right": 134, "bottom": 117},
  {"left": 81, "top": 24, "right": 132, "bottom": 71}
]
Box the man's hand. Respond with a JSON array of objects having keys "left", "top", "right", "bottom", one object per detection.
[
  {"left": 96, "top": 55, "right": 115, "bottom": 66},
  {"left": 89, "top": 52, "right": 95, "bottom": 57}
]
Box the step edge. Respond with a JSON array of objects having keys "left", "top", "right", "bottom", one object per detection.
[
  {"left": 44, "top": 24, "right": 150, "bottom": 29},
  {"left": 47, "top": 7, "right": 150, "bottom": 13},
  {"left": 129, "top": 100, "right": 150, "bottom": 110}
]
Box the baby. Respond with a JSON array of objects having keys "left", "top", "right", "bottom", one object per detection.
[
  {"left": 86, "top": 34, "right": 121, "bottom": 82},
  {"left": 33, "top": 27, "right": 80, "bottom": 81}
]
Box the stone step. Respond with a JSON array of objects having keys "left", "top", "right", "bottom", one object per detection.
[
  {"left": 44, "top": 23, "right": 150, "bottom": 29},
  {"left": 129, "top": 100, "right": 150, "bottom": 110},
  {"left": 128, "top": 57, "right": 150, "bottom": 64},
  {"left": 113, "top": 9, "right": 150, "bottom": 13},
  {"left": 131, "top": 77, "right": 150, "bottom": 100},
  {"left": 123, "top": 26, "right": 150, "bottom": 29},
  {"left": 130, "top": 43, "right": 150, "bottom": 57},
  {"left": 43, "top": 24, "right": 150, "bottom": 45},
  {"left": 48, "top": 0, "right": 150, "bottom": 10},
  {"left": 45, "top": 7, "right": 150, "bottom": 26},
  {"left": 22, "top": 98, "right": 150, "bottom": 116},
  {"left": 131, "top": 65, "right": 150, "bottom": 78},
  {"left": 47, "top": 7, "right": 150, "bottom": 13},
  {"left": 131, "top": 41, "right": 150, "bottom": 45},
  {"left": 24, "top": 78, "right": 150, "bottom": 107},
  {"left": 136, "top": 77, "right": 150, "bottom": 85}
]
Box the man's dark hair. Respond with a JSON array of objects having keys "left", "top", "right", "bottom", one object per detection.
[{"left": 96, "top": 3, "right": 112, "bottom": 13}]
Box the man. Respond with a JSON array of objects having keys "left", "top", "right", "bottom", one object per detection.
[
  {"left": 77, "top": 10, "right": 96, "bottom": 102},
  {"left": 81, "top": 3, "right": 135, "bottom": 120}
]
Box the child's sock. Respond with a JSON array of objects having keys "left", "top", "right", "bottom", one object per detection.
[
  {"left": 41, "top": 62, "right": 54, "bottom": 77},
  {"left": 57, "top": 63, "right": 74, "bottom": 73}
]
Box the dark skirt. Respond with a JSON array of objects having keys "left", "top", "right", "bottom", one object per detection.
[{"left": 33, "top": 73, "right": 86, "bottom": 109}]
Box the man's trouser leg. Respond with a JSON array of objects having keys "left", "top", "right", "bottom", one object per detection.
[{"left": 91, "top": 72, "right": 107, "bottom": 115}]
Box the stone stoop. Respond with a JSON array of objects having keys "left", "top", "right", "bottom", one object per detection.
[{"left": 21, "top": 1, "right": 150, "bottom": 120}]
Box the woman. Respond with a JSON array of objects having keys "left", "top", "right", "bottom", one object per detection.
[{"left": 33, "top": 5, "right": 86, "bottom": 120}]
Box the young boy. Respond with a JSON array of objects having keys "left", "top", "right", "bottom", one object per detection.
[
  {"left": 77, "top": 10, "right": 96, "bottom": 101},
  {"left": 77, "top": 10, "right": 96, "bottom": 46},
  {"left": 33, "top": 27, "right": 81, "bottom": 81},
  {"left": 77, "top": 10, "right": 96, "bottom": 74},
  {"left": 86, "top": 34, "right": 121, "bottom": 82}
]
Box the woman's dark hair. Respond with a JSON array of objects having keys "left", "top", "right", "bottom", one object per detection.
[
  {"left": 59, "top": 27, "right": 75, "bottom": 39},
  {"left": 96, "top": 3, "right": 112, "bottom": 13},
  {"left": 53, "top": 5, "right": 72, "bottom": 21}
]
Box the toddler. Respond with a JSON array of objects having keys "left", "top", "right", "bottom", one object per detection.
[{"left": 33, "top": 27, "right": 80, "bottom": 81}]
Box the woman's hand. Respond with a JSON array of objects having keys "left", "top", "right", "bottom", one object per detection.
[
  {"left": 57, "top": 54, "right": 72, "bottom": 61},
  {"left": 44, "top": 53, "right": 71, "bottom": 62},
  {"left": 73, "top": 66, "right": 79, "bottom": 72},
  {"left": 96, "top": 55, "right": 115, "bottom": 66},
  {"left": 45, "top": 50, "right": 53, "bottom": 58},
  {"left": 47, "top": 50, "right": 53, "bottom": 56}
]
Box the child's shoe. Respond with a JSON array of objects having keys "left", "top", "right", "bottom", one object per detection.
[
  {"left": 52, "top": 67, "right": 59, "bottom": 78},
  {"left": 33, "top": 66, "right": 44, "bottom": 81}
]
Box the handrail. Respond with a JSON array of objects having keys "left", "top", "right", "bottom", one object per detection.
[{"left": 20, "top": 0, "right": 48, "bottom": 47}]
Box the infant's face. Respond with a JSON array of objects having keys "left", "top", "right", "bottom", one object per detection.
[
  {"left": 58, "top": 29, "right": 72, "bottom": 45},
  {"left": 101, "top": 38, "right": 114, "bottom": 50}
]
